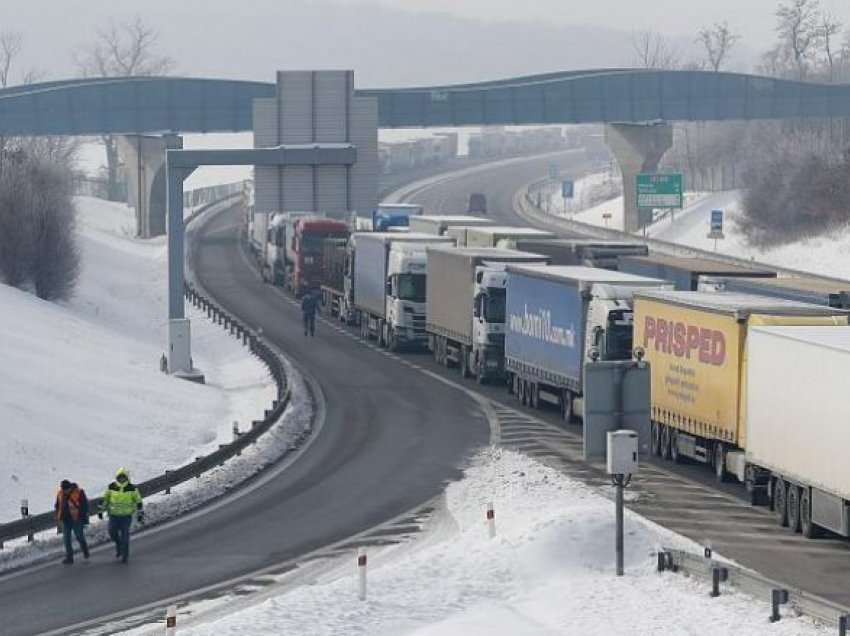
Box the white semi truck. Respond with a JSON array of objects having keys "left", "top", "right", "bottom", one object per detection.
[
  {"left": 425, "top": 247, "right": 549, "bottom": 382},
  {"left": 746, "top": 325, "right": 850, "bottom": 538},
  {"left": 352, "top": 232, "right": 454, "bottom": 350}
]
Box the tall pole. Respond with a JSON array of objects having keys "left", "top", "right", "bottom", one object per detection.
[{"left": 615, "top": 476, "right": 624, "bottom": 576}]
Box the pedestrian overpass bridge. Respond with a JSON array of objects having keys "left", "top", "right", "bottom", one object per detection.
[{"left": 1, "top": 69, "right": 848, "bottom": 134}]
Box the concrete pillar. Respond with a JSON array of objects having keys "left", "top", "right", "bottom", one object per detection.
[
  {"left": 118, "top": 134, "right": 183, "bottom": 238},
  {"left": 604, "top": 123, "right": 673, "bottom": 233}
]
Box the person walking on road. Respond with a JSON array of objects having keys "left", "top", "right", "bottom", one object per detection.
[
  {"left": 100, "top": 468, "right": 143, "bottom": 563},
  {"left": 54, "top": 480, "right": 90, "bottom": 564},
  {"left": 301, "top": 289, "right": 320, "bottom": 337}
]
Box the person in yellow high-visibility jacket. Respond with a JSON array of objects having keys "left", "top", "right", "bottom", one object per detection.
[{"left": 100, "top": 468, "right": 143, "bottom": 563}]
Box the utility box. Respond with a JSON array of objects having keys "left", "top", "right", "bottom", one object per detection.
[{"left": 607, "top": 430, "right": 638, "bottom": 476}]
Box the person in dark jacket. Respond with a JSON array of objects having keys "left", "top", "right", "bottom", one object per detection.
[
  {"left": 100, "top": 468, "right": 143, "bottom": 563},
  {"left": 54, "top": 480, "right": 90, "bottom": 564},
  {"left": 301, "top": 290, "right": 320, "bottom": 337}
]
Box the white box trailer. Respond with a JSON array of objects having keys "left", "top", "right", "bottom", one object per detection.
[
  {"left": 746, "top": 325, "right": 850, "bottom": 537},
  {"left": 409, "top": 215, "right": 493, "bottom": 236},
  {"left": 465, "top": 226, "right": 555, "bottom": 248}
]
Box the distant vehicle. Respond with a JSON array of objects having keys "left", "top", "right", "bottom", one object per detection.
[
  {"left": 372, "top": 203, "right": 424, "bottom": 232},
  {"left": 467, "top": 193, "right": 488, "bottom": 215}
]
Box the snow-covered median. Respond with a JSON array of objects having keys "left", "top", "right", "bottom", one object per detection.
[
  {"left": 175, "top": 449, "right": 827, "bottom": 636},
  {"left": 0, "top": 196, "right": 275, "bottom": 523}
]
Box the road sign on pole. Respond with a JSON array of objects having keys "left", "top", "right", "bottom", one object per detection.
[
  {"left": 549, "top": 164, "right": 558, "bottom": 182},
  {"left": 707, "top": 208, "right": 725, "bottom": 250},
  {"left": 561, "top": 180, "right": 574, "bottom": 198},
  {"left": 636, "top": 173, "right": 684, "bottom": 209}
]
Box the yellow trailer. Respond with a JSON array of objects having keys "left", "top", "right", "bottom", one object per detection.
[{"left": 633, "top": 291, "right": 847, "bottom": 483}]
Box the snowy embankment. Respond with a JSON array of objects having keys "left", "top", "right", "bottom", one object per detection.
[
  {"left": 171, "top": 449, "right": 826, "bottom": 636},
  {"left": 546, "top": 175, "right": 850, "bottom": 280},
  {"left": 0, "top": 196, "right": 275, "bottom": 524}
]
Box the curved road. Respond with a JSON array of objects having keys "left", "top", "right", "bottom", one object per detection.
[{"left": 0, "top": 205, "right": 489, "bottom": 635}]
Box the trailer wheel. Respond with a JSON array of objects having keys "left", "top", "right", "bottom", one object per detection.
[
  {"left": 713, "top": 442, "right": 727, "bottom": 483},
  {"left": 670, "top": 430, "right": 681, "bottom": 464},
  {"left": 787, "top": 483, "right": 801, "bottom": 534},
  {"left": 650, "top": 422, "right": 661, "bottom": 456},
  {"left": 460, "top": 346, "right": 470, "bottom": 378},
  {"left": 774, "top": 478, "right": 788, "bottom": 527},
  {"left": 660, "top": 425, "right": 671, "bottom": 460},
  {"left": 799, "top": 488, "right": 819, "bottom": 539}
]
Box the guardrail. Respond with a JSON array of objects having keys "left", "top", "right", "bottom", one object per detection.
[
  {"left": 521, "top": 180, "right": 850, "bottom": 283},
  {"left": 658, "top": 547, "right": 850, "bottom": 632},
  {"left": 0, "top": 188, "right": 290, "bottom": 550}
]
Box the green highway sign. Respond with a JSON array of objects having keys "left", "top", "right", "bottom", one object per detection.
[{"left": 636, "top": 173, "right": 683, "bottom": 208}]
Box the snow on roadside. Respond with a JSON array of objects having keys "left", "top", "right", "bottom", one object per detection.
[
  {"left": 174, "top": 449, "right": 827, "bottom": 636},
  {"left": 0, "top": 195, "right": 278, "bottom": 539}
]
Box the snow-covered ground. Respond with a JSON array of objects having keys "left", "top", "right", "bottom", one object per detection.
[
  {"left": 0, "top": 196, "right": 275, "bottom": 523},
  {"left": 545, "top": 176, "right": 850, "bottom": 280},
  {"left": 161, "top": 449, "right": 827, "bottom": 636}
]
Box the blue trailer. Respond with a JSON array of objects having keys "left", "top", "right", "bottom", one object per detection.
[
  {"left": 504, "top": 265, "right": 669, "bottom": 421},
  {"left": 371, "top": 203, "right": 424, "bottom": 232}
]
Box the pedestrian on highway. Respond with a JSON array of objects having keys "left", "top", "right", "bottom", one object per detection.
[
  {"left": 54, "top": 479, "right": 90, "bottom": 564},
  {"left": 100, "top": 468, "right": 143, "bottom": 563},
  {"left": 301, "top": 288, "right": 320, "bottom": 337}
]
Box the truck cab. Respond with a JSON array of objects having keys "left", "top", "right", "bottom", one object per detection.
[
  {"left": 386, "top": 243, "right": 429, "bottom": 349},
  {"left": 472, "top": 264, "right": 511, "bottom": 375},
  {"left": 585, "top": 284, "right": 644, "bottom": 361}
]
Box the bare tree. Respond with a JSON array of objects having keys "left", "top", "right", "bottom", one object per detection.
[
  {"left": 76, "top": 15, "right": 175, "bottom": 202},
  {"left": 0, "top": 148, "right": 80, "bottom": 299},
  {"left": 696, "top": 21, "right": 739, "bottom": 72},
  {"left": 631, "top": 30, "right": 678, "bottom": 69},
  {"left": 775, "top": 0, "right": 823, "bottom": 80},
  {"left": 819, "top": 13, "right": 842, "bottom": 81},
  {"left": 0, "top": 30, "right": 22, "bottom": 88}
]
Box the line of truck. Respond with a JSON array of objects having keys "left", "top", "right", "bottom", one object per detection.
[{"left": 247, "top": 206, "right": 850, "bottom": 541}]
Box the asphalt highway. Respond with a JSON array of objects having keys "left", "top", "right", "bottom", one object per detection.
[{"left": 0, "top": 204, "right": 490, "bottom": 635}]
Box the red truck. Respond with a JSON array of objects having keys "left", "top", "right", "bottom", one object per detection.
[{"left": 263, "top": 214, "right": 350, "bottom": 297}]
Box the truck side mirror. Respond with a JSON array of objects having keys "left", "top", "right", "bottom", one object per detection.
[
  {"left": 386, "top": 280, "right": 393, "bottom": 296},
  {"left": 473, "top": 294, "right": 482, "bottom": 318},
  {"left": 592, "top": 325, "right": 604, "bottom": 347}
]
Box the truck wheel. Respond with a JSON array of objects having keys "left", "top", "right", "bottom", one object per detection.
[
  {"left": 670, "top": 430, "right": 681, "bottom": 463},
  {"left": 787, "top": 483, "right": 801, "bottom": 533},
  {"left": 713, "top": 442, "right": 727, "bottom": 483},
  {"left": 660, "top": 425, "right": 671, "bottom": 460},
  {"left": 799, "top": 488, "right": 819, "bottom": 539},
  {"left": 460, "top": 347, "right": 470, "bottom": 378},
  {"left": 774, "top": 479, "right": 788, "bottom": 527},
  {"left": 650, "top": 422, "right": 661, "bottom": 456}
]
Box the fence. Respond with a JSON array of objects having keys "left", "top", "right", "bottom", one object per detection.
[
  {"left": 658, "top": 547, "right": 850, "bottom": 632},
  {"left": 0, "top": 187, "right": 288, "bottom": 549}
]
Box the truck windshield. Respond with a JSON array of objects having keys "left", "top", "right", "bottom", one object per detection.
[
  {"left": 606, "top": 310, "right": 634, "bottom": 360},
  {"left": 397, "top": 274, "right": 426, "bottom": 302},
  {"left": 301, "top": 236, "right": 325, "bottom": 253},
  {"left": 483, "top": 288, "right": 506, "bottom": 323}
]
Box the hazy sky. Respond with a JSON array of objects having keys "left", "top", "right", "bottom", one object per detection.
[
  {"left": 4, "top": 0, "right": 849, "bottom": 86},
  {"left": 340, "top": 0, "right": 850, "bottom": 49}
]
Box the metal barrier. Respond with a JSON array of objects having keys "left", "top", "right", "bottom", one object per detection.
[
  {"left": 0, "top": 186, "right": 289, "bottom": 549},
  {"left": 658, "top": 547, "right": 850, "bottom": 631}
]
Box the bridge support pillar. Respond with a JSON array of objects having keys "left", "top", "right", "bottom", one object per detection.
[
  {"left": 119, "top": 134, "right": 183, "bottom": 238},
  {"left": 604, "top": 122, "right": 673, "bottom": 233}
]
